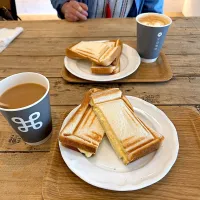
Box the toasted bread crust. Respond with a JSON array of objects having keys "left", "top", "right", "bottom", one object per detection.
[
  {"left": 91, "top": 65, "right": 117, "bottom": 74},
  {"left": 60, "top": 136, "right": 97, "bottom": 154},
  {"left": 60, "top": 89, "right": 91, "bottom": 135},
  {"left": 90, "top": 88, "right": 122, "bottom": 105},
  {"left": 66, "top": 44, "right": 84, "bottom": 60},
  {"left": 59, "top": 88, "right": 104, "bottom": 155},
  {"left": 122, "top": 95, "right": 134, "bottom": 111},
  {"left": 112, "top": 51, "right": 120, "bottom": 74},
  {"left": 126, "top": 139, "right": 161, "bottom": 164}
]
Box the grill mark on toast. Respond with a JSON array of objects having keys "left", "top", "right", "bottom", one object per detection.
[
  {"left": 123, "top": 136, "right": 145, "bottom": 148},
  {"left": 85, "top": 132, "right": 103, "bottom": 142},
  {"left": 63, "top": 133, "right": 71, "bottom": 136},
  {"left": 89, "top": 114, "right": 96, "bottom": 127},
  {"left": 126, "top": 138, "right": 157, "bottom": 154},
  {"left": 73, "top": 107, "right": 91, "bottom": 134},
  {"left": 81, "top": 108, "right": 93, "bottom": 128},
  {"left": 72, "top": 135, "right": 98, "bottom": 147}
]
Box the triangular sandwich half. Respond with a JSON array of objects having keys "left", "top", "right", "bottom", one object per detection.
[{"left": 66, "top": 40, "right": 122, "bottom": 66}]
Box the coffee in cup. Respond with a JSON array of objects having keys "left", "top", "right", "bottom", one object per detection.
[
  {"left": 0, "top": 72, "right": 52, "bottom": 145},
  {"left": 0, "top": 83, "right": 46, "bottom": 109},
  {"left": 136, "top": 13, "right": 172, "bottom": 63},
  {"left": 138, "top": 15, "right": 169, "bottom": 27}
]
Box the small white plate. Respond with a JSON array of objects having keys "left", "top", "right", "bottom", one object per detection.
[
  {"left": 64, "top": 44, "right": 141, "bottom": 82},
  {"left": 59, "top": 96, "right": 179, "bottom": 191}
]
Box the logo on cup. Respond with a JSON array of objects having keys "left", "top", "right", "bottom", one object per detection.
[
  {"left": 158, "top": 32, "right": 162, "bottom": 37},
  {"left": 11, "top": 112, "right": 43, "bottom": 132}
]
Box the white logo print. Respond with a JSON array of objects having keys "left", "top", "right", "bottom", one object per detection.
[
  {"left": 158, "top": 32, "right": 162, "bottom": 37},
  {"left": 11, "top": 112, "right": 43, "bottom": 132}
]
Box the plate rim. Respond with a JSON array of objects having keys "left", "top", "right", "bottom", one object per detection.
[
  {"left": 59, "top": 96, "right": 179, "bottom": 191},
  {"left": 64, "top": 44, "right": 141, "bottom": 82}
]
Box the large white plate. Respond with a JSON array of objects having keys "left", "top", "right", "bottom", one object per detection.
[
  {"left": 59, "top": 96, "right": 179, "bottom": 191},
  {"left": 64, "top": 44, "right": 141, "bottom": 82}
]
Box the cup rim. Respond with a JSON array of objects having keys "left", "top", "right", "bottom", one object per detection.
[
  {"left": 136, "top": 12, "right": 172, "bottom": 28},
  {"left": 0, "top": 72, "right": 50, "bottom": 112}
]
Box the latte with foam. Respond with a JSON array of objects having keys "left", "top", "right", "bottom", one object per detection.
[{"left": 138, "top": 15, "right": 170, "bottom": 27}]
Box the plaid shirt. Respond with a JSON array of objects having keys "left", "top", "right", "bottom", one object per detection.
[
  {"left": 51, "top": 0, "right": 164, "bottom": 19},
  {"left": 90, "top": 0, "right": 134, "bottom": 18}
]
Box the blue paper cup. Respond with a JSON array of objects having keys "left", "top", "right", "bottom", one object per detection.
[
  {"left": 136, "top": 13, "right": 172, "bottom": 63},
  {"left": 0, "top": 72, "right": 52, "bottom": 145}
]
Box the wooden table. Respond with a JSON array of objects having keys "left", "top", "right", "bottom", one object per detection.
[{"left": 0, "top": 18, "right": 200, "bottom": 199}]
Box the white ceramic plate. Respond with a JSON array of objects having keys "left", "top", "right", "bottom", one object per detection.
[
  {"left": 59, "top": 96, "right": 179, "bottom": 191},
  {"left": 64, "top": 44, "right": 141, "bottom": 82}
]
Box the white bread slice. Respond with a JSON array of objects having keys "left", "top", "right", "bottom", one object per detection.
[
  {"left": 90, "top": 88, "right": 164, "bottom": 165},
  {"left": 59, "top": 88, "right": 104, "bottom": 156},
  {"left": 71, "top": 41, "right": 112, "bottom": 60}
]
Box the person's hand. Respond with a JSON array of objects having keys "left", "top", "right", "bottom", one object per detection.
[{"left": 61, "top": 0, "right": 88, "bottom": 22}]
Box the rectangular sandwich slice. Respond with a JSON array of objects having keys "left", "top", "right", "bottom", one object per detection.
[
  {"left": 90, "top": 88, "right": 164, "bottom": 164},
  {"left": 66, "top": 40, "right": 122, "bottom": 66},
  {"left": 59, "top": 89, "right": 104, "bottom": 157}
]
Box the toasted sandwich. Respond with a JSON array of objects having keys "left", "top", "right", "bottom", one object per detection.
[
  {"left": 66, "top": 40, "right": 122, "bottom": 67},
  {"left": 59, "top": 89, "right": 104, "bottom": 157},
  {"left": 91, "top": 40, "right": 121, "bottom": 75},
  {"left": 90, "top": 88, "right": 164, "bottom": 164}
]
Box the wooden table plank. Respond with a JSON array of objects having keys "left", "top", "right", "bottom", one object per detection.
[
  {"left": 0, "top": 18, "right": 200, "bottom": 38},
  {"left": 0, "top": 152, "right": 48, "bottom": 200},
  {"left": 0, "top": 56, "right": 64, "bottom": 78},
  {"left": 168, "top": 55, "right": 200, "bottom": 77},
  {"left": 44, "top": 77, "right": 200, "bottom": 106},
  {"left": 1, "top": 35, "right": 200, "bottom": 56},
  {"left": 0, "top": 37, "right": 133, "bottom": 56},
  {"left": 0, "top": 54, "right": 200, "bottom": 78},
  {"left": 0, "top": 106, "right": 73, "bottom": 152},
  {"left": 192, "top": 17, "right": 200, "bottom": 30},
  {"left": 1, "top": 77, "right": 198, "bottom": 107}
]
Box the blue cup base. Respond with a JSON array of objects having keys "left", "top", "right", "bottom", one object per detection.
[
  {"left": 25, "top": 132, "right": 52, "bottom": 146},
  {"left": 141, "top": 57, "right": 158, "bottom": 63}
]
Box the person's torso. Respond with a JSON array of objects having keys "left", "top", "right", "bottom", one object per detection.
[{"left": 81, "top": 0, "right": 136, "bottom": 18}]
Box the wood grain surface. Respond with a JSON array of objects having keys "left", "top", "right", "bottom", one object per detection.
[
  {"left": 47, "top": 77, "right": 200, "bottom": 105},
  {"left": 1, "top": 36, "right": 200, "bottom": 56},
  {"left": 42, "top": 106, "right": 200, "bottom": 200},
  {"left": 0, "top": 18, "right": 200, "bottom": 38},
  {"left": 0, "top": 18, "right": 200, "bottom": 199},
  {"left": 0, "top": 152, "right": 48, "bottom": 200}
]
